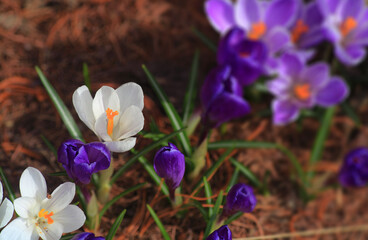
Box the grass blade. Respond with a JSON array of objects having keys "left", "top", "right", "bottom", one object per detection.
[
  {"left": 224, "top": 211, "right": 243, "bottom": 225},
  {"left": 40, "top": 135, "right": 57, "bottom": 157},
  {"left": 183, "top": 50, "right": 200, "bottom": 124},
  {"left": 111, "top": 129, "right": 185, "bottom": 184},
  {"left": 229, "top": 158, "right": 262, "bottom": 190},
  {"left": 60, "top": 233, "right": 77, "bottom": 240},
  {"left": 100, "top": 183, "right": 146, "bottom": 219},
  {"left": 307, "top": 107, "right": 335, "bottom": 182},
  {"left": 203, "top": 190, "right": 224, "bottom": 239},
  {"left": 75, "top": 186, "right": 87, "bottom": 213},
  {"left": 83, "top": 63, "right": 91, "bottom": 92},
  {"left": 146, "top": 204, "right": 171, "bottom": 240},
  {"left": 192, "top": 27, "right": 217, "bottom": 52},
  {"left": 226, "top": 167, "right": 240, "bottom": 192},
  {"left": 203, "top": 177, "right": 213, "bottom": 217},
  {"left": 142, "top": 65, "right": 192, "bottom": 156},
  {"left": 0, "top": 167, "right": 15, "bottom": 202},
  {"left": 106, "top": 209, "right": 127, "bottom": 240},
  {"left": 36, "top": 66, "right": 84, "bottom": 141}
]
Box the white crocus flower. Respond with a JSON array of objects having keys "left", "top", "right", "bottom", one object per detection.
[
  {"left": 0, "top": 180, "right": 14, "bottom": 228},
  {"left": 72, "top": 82, "right": 144, "bottom": 152},
  {"left": 0, "top": 167, "right": 85, "bottom": 240}
]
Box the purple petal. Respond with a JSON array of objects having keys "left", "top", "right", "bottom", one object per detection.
[
  {"left": 205, "top": 0, "right": 235, "bottom": 34},
  {"left": 235, "top": 0, "right": 260, "bottom": 31},
  {"left": 335, "top": 43, "right": 366, "bottom": 66},
  {"left": 207, "top": 225, "right": 232, "bottom": 240},
  {"left": 265, "top": 0, "right": 298, "bottom": 28},
  {"left": 301, "top": 62, "right": 329, "bottom": 89},
  {"left": 341, "top": 0, "right": 364, "bottom": 20},
  {"left": 278, "top": 52, "right": 304, "bottom": 78},
  {"left": 200, "top": 66, "right": 229, "bottom": 108},
  {"left": 266, "top": 77, "right": 291, "bottom": 97},
  {"left": 304, "top": 2, "right": 324, "bottom": 27},
  {"left": 316, "top": 0, "right": 342, "bottom": 16},
  {"left": 264, "top": 27, "right": 290, "bottom": 54},
  {"left": 316, "top": 77, "right": 349, "bottom": 107},
  {"left": 272, "top": 99, "right": 299, "bottom": 125},
  {"left": 298, "top": 27, "right": 326, "bottom": 48},
  {"left": 84, "top": 142, "right": 111, "bottom": 172}
]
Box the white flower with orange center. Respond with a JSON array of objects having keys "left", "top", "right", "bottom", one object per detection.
[
  {"left": 72, "top": 83, "right": 144, "bottom": 153},
  {"left": 0, "top": 167, "right": 85, "bottom": 240},
  {"left": 0, "top": 180, "right": 14, "bottom": 229}
]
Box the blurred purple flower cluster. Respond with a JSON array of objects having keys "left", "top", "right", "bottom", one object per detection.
[{"left": 201, "top": 0, "right": 368, "bottom": 125}]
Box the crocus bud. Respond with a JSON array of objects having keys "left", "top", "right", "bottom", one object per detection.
[
  {"left": 153, "top": 143, "right": 185, "bottom": 199},
  {"left": 71, "top": 232, "right": 105, "bottom": 240},
  {"left": 58, "top": 139, "right": 111, "bottom": 184},
  {"left": 207, "top": 225, "right": 232, "bottom": 240},
  {"left": 339, "top": 147, "right": 368, "bottom": 187},
  {"left": 222, "top": 183, "right": 256, "bottom": 217}
]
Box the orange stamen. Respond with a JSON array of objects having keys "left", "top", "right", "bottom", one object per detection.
[
  {"left": 291, "top": 20, "right": 309, "bottom": 43},
  {"left": 38, "top": 209, "right": 54, "bottom": 224},
  {"left": 340, "top": 17, "right": 357, "bottom": 37},
  {"left": 294, "top": 84, "right": 311, "bottom": 100},
  {"left": 106, "top": 108, "right": 119, "bottom": 137},
  {"left": 248, "top": 22, "right": 266, "bottom": 40}
]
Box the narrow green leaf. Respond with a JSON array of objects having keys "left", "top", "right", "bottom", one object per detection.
[
  {"left": 203, "top": 190, "right": 224, "bottom": 239},
  {"left": 192, "top": 27, "right": 217, "bottom": 52},
  {"left": 137, "top": 155, "right": 170, "bottom": 196},
  {"left": 76, "top": 186, "right": 87, "bottom": 213},
  {"left": 229, "top": 158, "right": 262, "bottom": 189},
  {"left": 106, "top": 209, "right": 127, "bottom": 240},
  {"left": 142, "top": 65, "right": 192, "bottom": 156},
  {"left": 186, "top": 202, "right": 208, "bottom": 221},
  {"left": 342, "top": 101, "right": 360, "bottom": 126},
  {"left": 0, "top": 167, "right": 15, "bottom": 202},
  {"left": 203, "top": 177, "right": 213, "bottom": 217},
  {"left": 223, "top": 211, "right": 243, "bottom": 225},
  {"left": 146, "top": 204, "right": 171, "bottom": 240},
  {"left": 40, "top": 135, "right": 57, "bottom": 157},
  {"left": 83, "top": 63, "right": 91, "bottom": 92},
  {"left": 60, "top": 233, "right": 77, "bottom": 240},
  {"left": 307, "top": 107, "right": 335, "bottom": 182},
  {"left": 226, "top": 167, "right": 240, "bottom": 192},
  {"left": 183, "top": 50, "right": 200, "bottom": 124},
  {"left": 110, "top": 129, "right": 185, "bottom": 184},
  {"left": 100, "top": 183, "right": 146, "bottom": 219},
  {"left": 36, "top": 66, "right": 84, "bottom": 141}
]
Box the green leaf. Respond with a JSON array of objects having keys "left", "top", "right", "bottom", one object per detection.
[
  {"left": 110, "top": 129, "right": 185, "bottom": 184},
  {"left": 146, "top": 204, "right": 171, "bottom": 240},
  {"left": 229, "top": 158, "right": 262, "bottom": 189},
  {"left": 203, "top": 190, "right": 224, "bottom": 239},
  {"left": 223, "top": 211, "right": 243, "bottom": 225},
  {"left": 0, "top": 167, "right": 15, "bottom": 202},
  {"left": 40, "top": 135, "right": 57, "bottom": 157},
  {"left": 60, "top": 233, "right": 77, "bottom": 240},
  {"left": 183, "top": 50, "right": 200, "bottom": 124},
  {"left": 36, "top": 66, "right": 84, "bottom": 141},
  {"left": 106, "top": 209, "right": 127, "bottom": 240},
  {"left": 100, "top": 183, "right": 146, "bottom": 219},
  {"left": 186, "top": 201, "right": 208, "bottom": 221},
  {"left": 226, "top": 167, "right": 239, "bottom": 192},
  {"left": 203, "top": 177, "right": 213, "bottom": 217},
  {"left": 75, "top": 186, "right": 87, "bottom": 213},
  {"left": 142, "top": 65, "right": 192, "bottom": 156},
  {"left": 192, "top": 27, "right": 217, "bottom": 52},
  {"left": 307, "top": 107, "right": 335, "bottom": 182},
  {"left": 83, "top": 63, "right": 91, "bottom": 92}
]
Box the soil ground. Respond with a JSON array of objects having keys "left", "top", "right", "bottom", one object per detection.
[{"left": 1, "top": 0, "right": 368, "bottom": 239}]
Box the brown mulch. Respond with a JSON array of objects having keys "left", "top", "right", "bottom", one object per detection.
[{"left": 1, "top": 0, "right": 368, "bottom": 239}]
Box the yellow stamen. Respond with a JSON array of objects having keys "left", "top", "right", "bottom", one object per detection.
[
  {"left": 291, "top": 20, "right": 309, "bottom": 43},
  {"left": 340, "top": 17, "right": 357, "bottom": 37},
  {"left": 38, "top": 209, "right": 54, "bottom": 224},
  {"left": 106, "top": 108, "right": 119, "bottom": 137},
  {"left": 294, "top": 84, "right": 311, "bottom": 100},
  {"left": 248, "top": 22, "right": 266, "bottom": 40}
]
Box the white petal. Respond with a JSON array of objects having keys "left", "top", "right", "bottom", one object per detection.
[
  {"left": 115, "top": 82, "right": 144, "bottom": 112},
  {"left": 41, "top": 183, "right": 75, "bottom": 214},
  {"left": 92, "top": 86, "right": 120, "bottom": 120},
  {"left": 37, "top": 222, "right": 63, "bottom": 240},
  {"left": 20, "top": 167, "right": 47, "bottom": 202},
  {"left": 94, "top": 114, "right": 112, "bottom": 142},
  {"left": 14, "top": 197, "right": 38, "bottom": 219},
  {"left": 0, "top": 181, "right": 3, "bottom": 202},
  {"left": 104, "top": 138, "right": 136, "bottom": 153},
  {"left": 116, "top": 106, "right": 144, "bottom": 140},
  {"left": 0, "top": 218, "right": 38, "bottom": 240},
  {"left": 72, "top": 85, "right": 96, "bottom": 132},
  {"left": 0, "top": 198, "right": 14, "bottom": 228},
  {"left": 52, "top": 205, "right": 86, "bottom": 232}
]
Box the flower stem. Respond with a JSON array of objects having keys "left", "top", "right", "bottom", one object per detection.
[{"left": 98, "top": 155, "right": 114, "bottom": 204}]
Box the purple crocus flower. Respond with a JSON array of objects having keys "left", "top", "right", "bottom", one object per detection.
[
  {"left": 339, "top": 147, "right": 368, "bottom": 187},
  {"left": 154, "top": 143, "right": 185, "bottom": 199},
  {"left": 207, "top": 225, "right": 232, "bottom": 240},
  {"left": 217, "top": 27, "right": 268, "bottom": 86},
  {"left": 267, "top": 53, "right": 349, "bottom": 125},
  {"left": 200, "top": 65, "right": 250, "bottom": 129},
  {"left": 71, "top": 232, "right": 105, "bottom": 240},
  {"left": 317, "top": 0, "right": 368, "bottom": 66},
  {"left": 58, "top": 139, "right": 111, "bottom": 184},
  {"left": 222, "top": 183, "right": 257, "bottom": 218}
]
